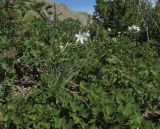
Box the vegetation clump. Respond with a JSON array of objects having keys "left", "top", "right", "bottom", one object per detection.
[{"left": 0, "top": 0, "right": 160, "bottom": 129}]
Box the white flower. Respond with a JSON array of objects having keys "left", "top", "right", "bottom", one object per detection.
[
  {"left": 75, "top": 31, "right": 90, "bottom": 44},
  {"left": 75, "top": 32, "right": 86, "bottom": 44},
  {"left": 108, "top": 28, "right": 111, "bottom": 32},
  {"left": 118, "top": 32, "right": 121, "bottom": 35},
  {"left": 118, "top": 32, "right": 121, "bottom": 37},
  {"left": 128, "top": 25, "right": 140, "bottom": 32},
  {"left": 17, "top": 59, "right": 20, "bottom": 63}
]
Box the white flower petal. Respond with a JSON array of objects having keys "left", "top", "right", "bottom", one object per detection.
[{"left": 80, "top": 39, "right": 84, "bottom": 44}]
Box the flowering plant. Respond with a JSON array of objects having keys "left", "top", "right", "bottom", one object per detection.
[
  {"left": 75, "top": 31, "right": 90, "bottom": 44},
  {"left": 128, "top": 25, "right": 140, "bottom": 32}
]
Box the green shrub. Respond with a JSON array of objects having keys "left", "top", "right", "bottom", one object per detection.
[{"left": 0, "top": 0, "right": 160, "bottom": 129}]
